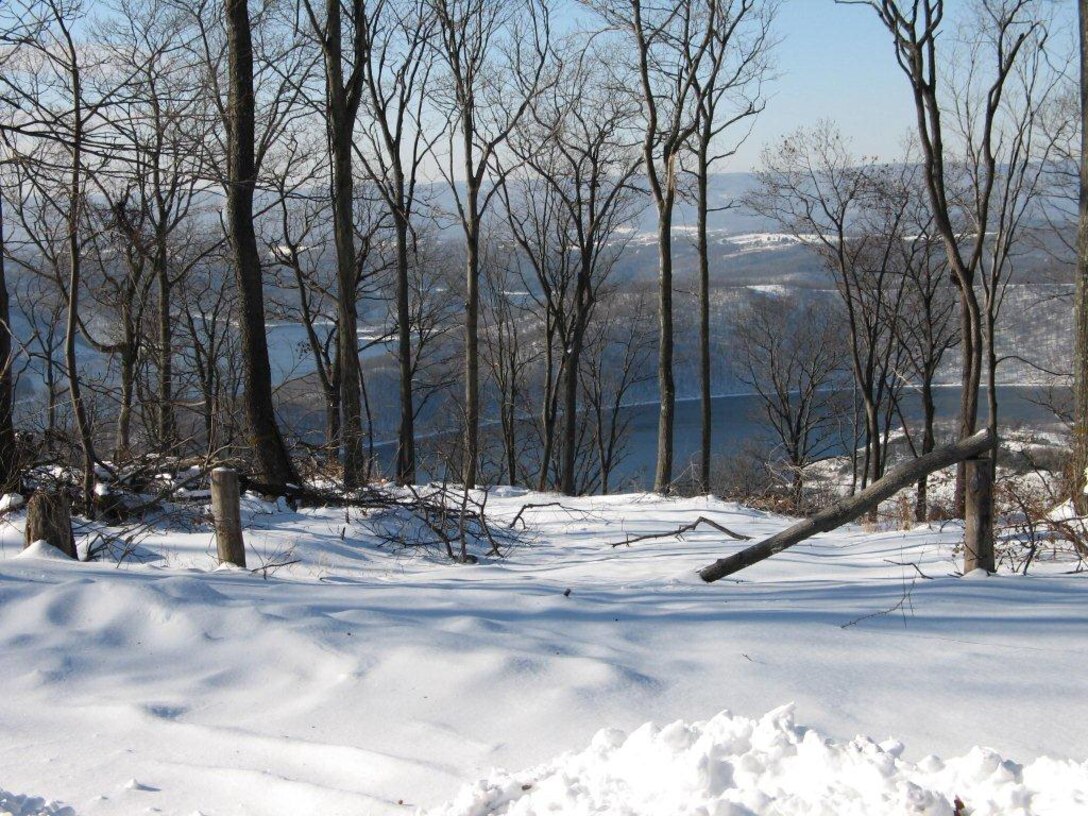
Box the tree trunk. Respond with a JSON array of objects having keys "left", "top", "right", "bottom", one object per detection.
[
  {"left": 24, "top": 491, "right": 76, "bottom": 559},
  {"left": 915, "top": 378, "right": 936, "bottom": 522},
  {"left": 331, "top": 126, "right": 364, "bottom": 489},
  {"left": 654, "top": 202, "right": 675, "bottom": 493},
  {"left": 954, "top": 290, "right": 982, "bottom": 515},
  {"left": 537, "top": 333, "right": 558, "bottom": 492},
  {"left": 699, "top": 429, "right": 996, "bottom": 583},
  {"left": 463, "top": 190, "right": 481, "bottom": 489},
  {"left": 963, "top": 455, "right": 995, "bottom": 572},
  {"left": 394, "top": 213, "right": 415, "bottom": 485},
  {"left": 324, "top": 384, "right": 341, "bottom": 460},
  {"left": 65, "top": 71, "right": 97, "bottom": 513},
  {"left": 0, "top": 193, "right": 15, "bottom": 490},
  {"left": 116, "top": 340, "right": 135, "bottom": 461},
  {"left": 156, "top": 243, "right": 176, "bottom": 450},
  {"left": 560, "top": 266, "right": 590, "bottom": 496},
  {"left": 1074, "top": 0, "right": 1088, "bottom": 514},
  {"left": 322, "top": 0, "right": 365, "bottom": 490},
  {"left": 697, "top": 146, "right": 712, "bottom": 495},
  {"left": 225, "top": 0, "right": 296, "bottom": 490}
]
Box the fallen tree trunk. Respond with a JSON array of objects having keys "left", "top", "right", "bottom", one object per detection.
[{"left": 698, "top": 429, "right": 996, "bottom": 583}]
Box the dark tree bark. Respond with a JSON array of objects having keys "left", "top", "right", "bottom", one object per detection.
[
  {"left": 58, "top": 18, "right": 98, "bottom": 512},
  {"left": 225, "top": 0, "right": 296, "bottom": 489},
  {"left": 0, "top": 193, "right": 15, "bottom": 489},
  {"left": 1074, "top": 0, "right": 1088, "bottom": 513},
  {"left": 355, "top": 0, "right": 434, "bottom": 487},
  {"left": 303, "top": 0, "right": 367, "bottom": 488},
  {"left": 596, "top": 0, "right": 724, "bottom": 493},
  {"left": 25, "top": 491, "right": 76, "bottom": 559}
]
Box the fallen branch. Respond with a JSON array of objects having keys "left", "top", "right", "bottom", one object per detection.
[
  {"left": 508, "top": 502, "right": 583, "bottom": 530},
  {"left": 699, "top": 430, "right": 996, "bottom": 583},
  {"left": 251, "top": 559, "right": 301, "bottom": 579},
  {"left": 883, "top": 559, "right": 935, "bottom": 580},
  {"left": 613, "top": 516, "right": 751, "bottom": 548}
]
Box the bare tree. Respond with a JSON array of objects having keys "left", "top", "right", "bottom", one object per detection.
[
  {"left": 264, "top": 136, "right": 340, "bottom": 455},
  {"left": 581, "top": 293, "right": 655, "bottom": 494},
  {"left": 500, "top": 45, "right": 643, "bottom": 494},
  {"left": 97, "top": 0, "right": 218, "bottom": 454},
  {"left": 0, "top": 0, "right": 123, "bottom": 509},
  {"left": 178, "top": 251, "right": 244, "bottom": 458},
  {"left": 427, "top": 0, "right": 550, "bottom": 489},
  {"left": 583, "top": 0, "right": 727, "bottom": 492},
  {"left": 480, "top": 245, "right": 536, "bottom": 485},
  {"left": 685, "top": 0, "right": 776, "bottom": 494},
  {"left": 750, "top": 124, "right": 908, "bottom": 490},
  {"left": 296, "top": 0, "right": 372, "bottom": 488},
  {"left": 222, "top": 0, "right": 300, "bottom": 488},
  {"left": 1075, "top": 0, "right": 1088, "bottom": 510},
  {"left": 842, "top": 0, "right": 1049, "bottom": 571},
  {"left": 354, "top": 0, "right": 438, "bottom": 486},
  {"left": 734, "top": 293, "right": 848, "bottom": 508},
  {"left": 891, "top": 171, "right": 960, "bottom": 520}
]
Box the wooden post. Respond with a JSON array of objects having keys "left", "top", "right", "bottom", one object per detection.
[
  {"left": 24, "top": 491, "right": 76, "bottom": 559},
  {"left": 963, "top": 455, "right": 995, "bottom": 573},
  {"left": 211, "top": 467, "right": 246, "bottom": 568}
]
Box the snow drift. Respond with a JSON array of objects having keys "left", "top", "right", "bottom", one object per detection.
[{"left": 432, "top": 706, "right": 1087, "bottom": 816}]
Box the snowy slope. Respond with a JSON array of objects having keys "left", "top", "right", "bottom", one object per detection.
[{"left": 0, "top": 492, "right": 1085, "bottom": 815}]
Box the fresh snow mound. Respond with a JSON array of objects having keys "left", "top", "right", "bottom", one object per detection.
[
  {"left": 0, "top": 493, "right": 24, "bottom": 512},
  {"left": 430, "top": 706, "right": 1088, "bottom": 816},
  {"left": 15, "top": 541, "right": 72, "bottom": 561},
  {"left": 0, "top": 789, "right": 74, "bottom": 816}
]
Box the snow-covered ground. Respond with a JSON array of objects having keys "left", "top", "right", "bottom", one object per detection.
[{"left": 0, "top": 491, "right": 1085, "bottom": 815}]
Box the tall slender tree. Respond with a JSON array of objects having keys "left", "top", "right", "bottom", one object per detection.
[
  {"left": 355, "top": 0, "right": 437, "bottom": 486},
  {"left": 686, "top": 0, "right": 775, "bottom": 494},
  {"left": 299, "top": 0, "right": 369, "bottom": 488},
  {"left": 1075, "top": 0, "right": 1088, "bottom": 512},
  {"left": 224, "top": 0, "right": 297, "bottom": 488},
  {"left": 585, "top": 0, "right": 719, "bottom": 493},
  {"left": 427, "top": 0, "right": 550, "bottom": 489},
  {"left": 843, "top": 0, "right": 1046, "bottom": 572},
  {"left": 500, "top": 47, "right": 643, "bottom": 495}
]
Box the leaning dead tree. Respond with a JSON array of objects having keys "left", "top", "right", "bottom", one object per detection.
[{"left": 698, "top": 429, "right": 995, "bottom": 583}]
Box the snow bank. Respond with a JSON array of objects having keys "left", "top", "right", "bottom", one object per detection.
[
  {"left": 14, "top": 541, "right": 73, "bottom": 561},
  {"left": 0, "top": 789, "right": 74, "bottom": 816},
  {"left": 0, "top": 493, "right": 24, "bottom": 513},
  {"left": 432, "top": 706, "right": 1087, "bottom": 816}
]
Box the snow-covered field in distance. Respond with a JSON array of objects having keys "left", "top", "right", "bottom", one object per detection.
[{"left": 0, "top": 491, "right": 1085, "bottom": 815}]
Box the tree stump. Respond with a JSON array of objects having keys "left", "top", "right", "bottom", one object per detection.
[
  {"left": 211, "top": 468, "right": 246, "bottom": 568},
  {"left": 24, "top": 491, "right": 76, "bottom": 559}
]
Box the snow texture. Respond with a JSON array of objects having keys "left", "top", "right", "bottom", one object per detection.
[
  {"left": 0, "top": 491, "right": 1084, "bottom": 815},
  {"left": 433, "top": 705, "right": 1088, "bottom": 816},
  {"left": 0, "top": 789, "right": 74, "bottom": 816},
  {"left": 14, "top": 541, "right": 72, "bottom": 561}
]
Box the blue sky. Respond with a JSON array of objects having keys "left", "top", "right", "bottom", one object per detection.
[
  {"left": 562, "top": 0, "right": 1076, "bottom": 172},
  {"left": 740, "top": 0, "right": 1077, "bottom": 171},
  {"left": 736, "top": 0, "right": 918, "bottom": 170}
]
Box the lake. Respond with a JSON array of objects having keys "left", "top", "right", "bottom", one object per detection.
[{"left": 607, "top": 385, "right": 1065, "bottom": 490}]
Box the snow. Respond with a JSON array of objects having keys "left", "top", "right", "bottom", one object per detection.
[
  {"left": 0, "top": 789, "right": 75, "bottom": 816},
  {"left": 0, "top": 491, "right": 1084, "bottom": 815},
  {"left": 14, "top": 541, "right": 73, "bottom": 561},
  {"left": 434, "top": 705, "right": 1088, "bottom": 816},
  {"left": 0, "top": 494, "right": 24, "bottom": 513}
]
